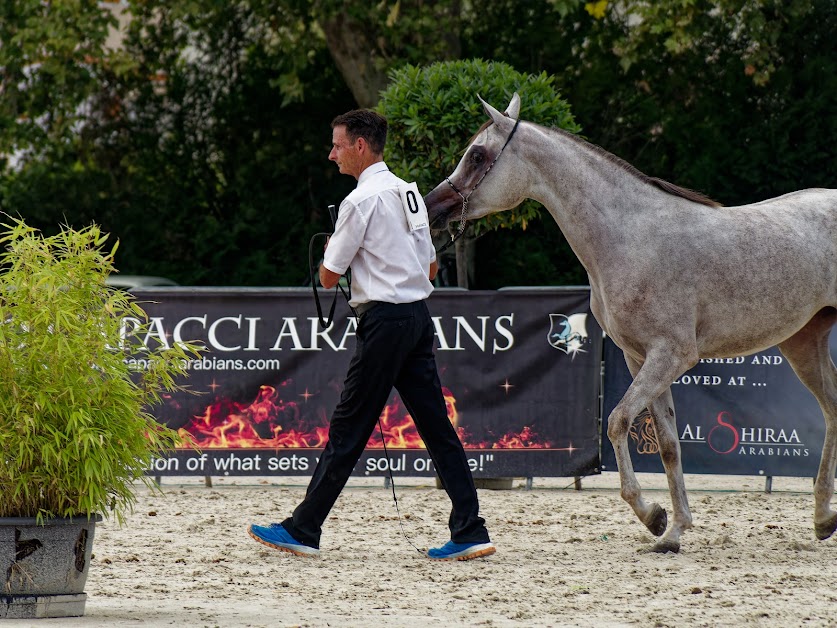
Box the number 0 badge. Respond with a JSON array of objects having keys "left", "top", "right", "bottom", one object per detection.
[{"left": 398, "top": 182, "right": 429, "bottom": 232}]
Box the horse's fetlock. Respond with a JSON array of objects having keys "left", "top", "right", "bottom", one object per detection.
[
  {"left": 644, "top": 504, "right": 668, "bottom": 537},
  {"left": 815, "top": 512, "right": 837, "bottom": 540},
  {"left": 620, "top": 487, "right": 639, "bottom": 503}
]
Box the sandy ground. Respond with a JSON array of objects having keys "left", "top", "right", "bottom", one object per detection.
[{"left": 6, "top": 472, "right": 837, "bottom": 628}]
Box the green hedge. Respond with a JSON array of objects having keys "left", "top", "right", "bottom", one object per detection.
[{"left": 378, "top": 59, "right": 581, "bottom": 233}]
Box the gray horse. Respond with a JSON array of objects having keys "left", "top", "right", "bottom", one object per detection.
[{"left": 424, "top": 93, "right": 837, "bottom": 553}]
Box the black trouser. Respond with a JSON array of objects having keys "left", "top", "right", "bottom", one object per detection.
[{"left": 281, "top": 300, "right": 489, "bottom": 549}]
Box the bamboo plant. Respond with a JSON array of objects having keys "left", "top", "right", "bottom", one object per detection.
[{"left": 0, "top": 217, "right": 199, "bottom": 523}]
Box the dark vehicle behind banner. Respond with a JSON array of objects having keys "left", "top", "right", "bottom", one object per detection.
[{"left": 131, "top": 287, "right": 602, "bottom": 479}]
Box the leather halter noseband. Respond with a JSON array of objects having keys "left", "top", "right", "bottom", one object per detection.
[{"left": 437, "top": 118, "right": 521, "bottom": 254}]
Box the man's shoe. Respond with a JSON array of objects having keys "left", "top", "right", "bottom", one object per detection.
[
  {"left": 248, "top": 523, "right": 320, "bottom": 557},
  {"left": 427, "top": 540, "right": 496, "bottom": 561}
]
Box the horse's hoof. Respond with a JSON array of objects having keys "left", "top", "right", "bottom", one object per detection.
[
  {"left": 644, "top": 504, "right": 667, "bottom": 537},
  {"left": 644, "top": 539, "right": 680, "bottom": 554},
  {"left": 815, "top": 513, "right": 837, "bottom": 540}
]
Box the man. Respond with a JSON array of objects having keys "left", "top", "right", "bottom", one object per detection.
[{"left": 248, "top": 109, "right": 494, "bottom": 561}]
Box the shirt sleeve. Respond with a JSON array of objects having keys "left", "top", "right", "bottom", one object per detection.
[
  {"left": 419, "top": 229, "right": 436, "bottom": 265},
  {"left": 322, "top": 199, "right": 368, "bottom": 275}
]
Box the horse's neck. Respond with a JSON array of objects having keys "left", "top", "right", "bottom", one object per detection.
[{"left": 522, "top": 126, "right": 648, "bottom": 280}]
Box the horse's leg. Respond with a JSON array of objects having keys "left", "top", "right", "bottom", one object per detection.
[
  {"left": 623, "top": 355, "right": 692, "bottom": 552},
  {"left": 645, "top": 386, "right": 692, "bottom": 553},
  {"left": 608, "top": 348, "right": 696, "bottom": 552},
  {"left": 777, "top": 307, "right": 837, "bottom": 540}
]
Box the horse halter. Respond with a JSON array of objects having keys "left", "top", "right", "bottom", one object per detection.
[{"left": 441, "top": 118, "right": 521, "bottom": 251}]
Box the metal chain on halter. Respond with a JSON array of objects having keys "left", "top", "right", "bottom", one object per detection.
[{"left": 436, "top": 118, "right": 521, "bottom": 256}]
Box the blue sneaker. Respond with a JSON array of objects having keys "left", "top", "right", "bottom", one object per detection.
[
  {"left": 427, "top": 540, "right": 496, "bottom": 561},
  {"left": 248, "top": 523, "right": 320, "bottom": 557}
]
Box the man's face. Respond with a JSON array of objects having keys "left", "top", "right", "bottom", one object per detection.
[{"left": 329, "top": 125, "right": 362, "bottom": 178}]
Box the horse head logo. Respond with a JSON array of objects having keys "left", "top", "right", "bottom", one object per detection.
[
  {"left": 629, "top": 409, "right": 659, "bottom": 455},
  {"left": 547, "top": 313, "right": 589, "bottom": 356}
]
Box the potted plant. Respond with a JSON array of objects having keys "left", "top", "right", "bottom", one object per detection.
[{"left": 0, "top": 218, "right": 198, "bottom": 618}]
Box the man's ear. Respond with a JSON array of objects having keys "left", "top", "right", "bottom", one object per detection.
[{"left": 354, "top": 136, "right": 366, "bottom": 152}]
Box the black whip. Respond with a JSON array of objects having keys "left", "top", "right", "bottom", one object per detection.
[{"left": 309, "top": 205, "right": 353, "bottom": 328}]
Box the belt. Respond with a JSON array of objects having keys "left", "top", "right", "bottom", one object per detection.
[{"left": 354, "top": 301, "right": 382, "bottom": 317}]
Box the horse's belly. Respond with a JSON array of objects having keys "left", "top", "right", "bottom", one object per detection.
[
  {"left": 697, "top": 327, "right": 801, "bottom": 359},
  {"left": 590, "top": 208, "right": 837, "bottom": 360},
  {"left": 594, "top": 274, "right": 835, "bottom": 361},
  {"left": 689, "top": 221, "right": 837, "bottom": 356},
  {"left": 695, "top": 296, "right": 831, "bottom": 358}
]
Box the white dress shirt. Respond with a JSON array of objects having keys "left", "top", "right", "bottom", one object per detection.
[{"left": 323, "top": 162, "right": 436, "bottom": 307}]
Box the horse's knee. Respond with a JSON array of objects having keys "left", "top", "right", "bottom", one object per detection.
[{"left": 607, "top": 413, "right": 629, "bottom": 443}]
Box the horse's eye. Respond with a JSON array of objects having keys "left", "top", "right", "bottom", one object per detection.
[{"left": 470, "top": 150, "right": 485, "bottom": 165}]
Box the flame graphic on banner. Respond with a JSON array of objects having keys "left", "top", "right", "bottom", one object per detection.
[
  {"left": 178, "top": 384, "right": 330, "bottom": 449},
  {"left": 178, "top": 384, "right": 552, "bottom": 449}
]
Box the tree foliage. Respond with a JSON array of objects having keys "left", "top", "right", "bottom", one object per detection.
[
  {"left": 104, "top": 0, "right": 358, "bottom": 285},
  {"left": 0, "top": 1, "right": 130, "bottom": 239},
  {"left": 2, "top": 1, "right": 357, "bottom": 286},
  {"left": 604, "top": 0, "right": 814, "bottom": 86},
  {"left": 311, "top": 0, "right": 463, "bottom": 107},
  {"left": 379, "top": 59, "right": 581, "bottom": 233},
  {"left": 0, "top": 1, "right": 119, "bottom": 159},
  {"left": 1, "top": 0, "right": 836, "bottom": 289},
  {"left": 378, "top": 59, "right": 585, "bottom": 287},
  {"left": 466, "top": 0, "right": 837, "bottom": 207},
  {"left": 560, "top": 0, "right": 837, "bottom": 206}
]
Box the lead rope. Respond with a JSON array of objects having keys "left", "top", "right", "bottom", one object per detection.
[
  {"left": 377, "top": 422, "right": 426, "bottom": 555},
  {"left": 434, "top": 197, "right": 468, "bottom": 255},
  {"left": 308, "top": 232, "right": 340, "bottom": 327},
  {"left": 312, "top": 119, "right": 520, "bottom": 552},
  {"left": 383, "top": 120, "right": 521, "bottom": 552},
  {"left": 309, "top": 205, "right": 354, "bottom": 328},
  {"left": 308, "top": 205, "right": 423, "bottom": 553}
]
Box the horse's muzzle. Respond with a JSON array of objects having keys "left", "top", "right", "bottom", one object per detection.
[{"left": 424, "top": 181, "right": 460, "bottom": 229}]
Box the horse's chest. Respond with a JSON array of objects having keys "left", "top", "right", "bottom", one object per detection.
[
  {"left": 590, "top": 280, "right": 655, "bottom": 325},
  {"left": 589, "top": 282, "right": 663, "bottom": 358}
]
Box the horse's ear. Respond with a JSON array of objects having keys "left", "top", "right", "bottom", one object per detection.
[
  {"left": 477, "top": 94, "right": 508, "bottom": 126},
  {"left": 505, "top": 92, "right": 520, "bottom": 120}
]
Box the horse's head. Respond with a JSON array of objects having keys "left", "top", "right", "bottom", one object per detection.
[{"left": 425, "top": 93, "right": 527, "bottom": 230}]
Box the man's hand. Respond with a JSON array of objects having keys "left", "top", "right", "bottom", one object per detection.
[
  {"left": 320, "top": 263, "right": 341, "bottom": 289},
  {"left": 429, "top": 260, "right": 438, "bottom": 281},
  {"left": 319, "top": 237, "right": 341, "bottom": 289}
]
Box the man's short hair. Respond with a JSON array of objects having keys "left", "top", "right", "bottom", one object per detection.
[{"left": 331, "top": 109, "right": 387, "bottom": 155}]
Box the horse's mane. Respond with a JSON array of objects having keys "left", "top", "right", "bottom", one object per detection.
[
  {"left": 472, "top": 118, "right": 721, "bottom": 208},
  {"left": 550, "top": 126, "right": 722, "bottom": 208}
]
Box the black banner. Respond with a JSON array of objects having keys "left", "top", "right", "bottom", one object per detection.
[
  {"left": 601, "top": 335, "right": 832, "bottom": 477},
  {"left": 131, "top": 287, "right": 602, "bottom": 478}
]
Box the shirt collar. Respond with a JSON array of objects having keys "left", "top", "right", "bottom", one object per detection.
[{"left": 357, "top": 161, "right": 389, "bottom": 185}]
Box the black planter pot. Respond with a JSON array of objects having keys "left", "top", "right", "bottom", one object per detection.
[{"left": 0, "top": 515, "right": 101, "bottom": 619}]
